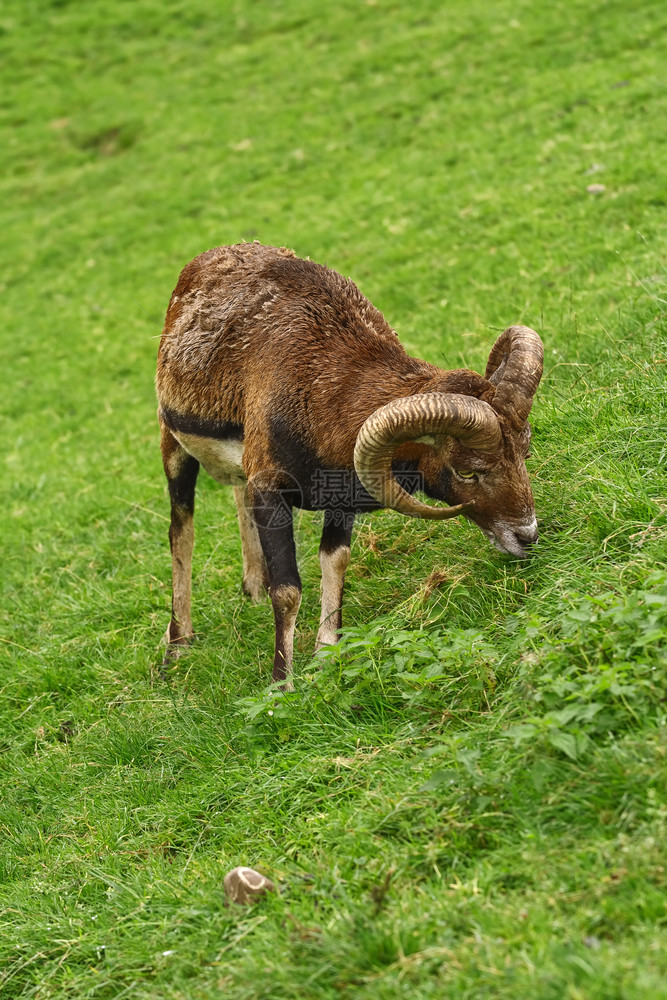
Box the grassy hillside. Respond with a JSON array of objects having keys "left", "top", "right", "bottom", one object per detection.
[{"left": 1, "top": 0, "right": 666, "bottom": 996}]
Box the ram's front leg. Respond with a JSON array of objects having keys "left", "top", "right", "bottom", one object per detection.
[
  {"left": 316, "top": 511, "right": 355, "bottom": 649},
  {"left": 249, "top": 485, "right": 302, "bottom": 687}
]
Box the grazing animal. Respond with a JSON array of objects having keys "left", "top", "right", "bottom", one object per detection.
[{"left": 156, "top": 243, "right": 543, "bottom": 685}]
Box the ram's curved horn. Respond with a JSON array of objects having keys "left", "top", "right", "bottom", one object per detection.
[
  {"left": 353, "top": 392, "right": 501, "bottom": 520},
  {"left": 485, "top": 325, "right": 544, "bottom": 428}
]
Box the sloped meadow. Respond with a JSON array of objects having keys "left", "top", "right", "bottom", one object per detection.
[{"left": 1, "top": 0, "right": 666, "bottom": 996}]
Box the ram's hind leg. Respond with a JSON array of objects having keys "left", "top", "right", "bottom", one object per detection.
[
  {"left": 233, "top": 486, "right": 269, "bottom": 602},
  {"left": 316, "top": 511, "right": 355, "bottom": 649},
  {"left": 161, "top": 421, "right": 199, "bottom": 662}
]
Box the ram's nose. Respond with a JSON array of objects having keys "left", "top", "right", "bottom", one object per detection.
[
  {"left": 515, "top": 523, "right": 538, "bottom": 548},
  {"left": 511, "top": 520, "right": 539, "bottom": 557}
]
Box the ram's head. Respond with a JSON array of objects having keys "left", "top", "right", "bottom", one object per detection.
[{"left": 354, "top": 326, "right": 543, "bottom": 558}]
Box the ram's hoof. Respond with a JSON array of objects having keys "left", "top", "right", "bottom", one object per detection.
[
  {"left": 224, "top": 867, "right": 276, "bottom": 905},
  {"left": 242, "top": 573, "right": 270, "bottom": 603}
]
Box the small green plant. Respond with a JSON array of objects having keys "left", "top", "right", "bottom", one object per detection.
[
  {"left": 506, "top": 572, "right": 667, "bottom": 758},
  {"left": 239, "top": 623, "right": 501, "bottom": 740}
]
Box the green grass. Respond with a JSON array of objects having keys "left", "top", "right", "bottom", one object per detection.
[{"left": 1, "top": 0, "right": 667, "bottom": 996}]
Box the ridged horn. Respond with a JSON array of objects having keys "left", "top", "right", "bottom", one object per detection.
[
  {"left": 485, "top": 325, "right": 544, "bottom": 428},
  {"left": 354, "top": 392, "right": 501, "bottom": 520}
]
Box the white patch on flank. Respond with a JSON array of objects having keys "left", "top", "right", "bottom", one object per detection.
[{"left": 172, "top": 432, "right": 245, "bottom": 485}]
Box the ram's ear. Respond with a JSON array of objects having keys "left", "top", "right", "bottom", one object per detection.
[
  {"left": 485, "top": 326, "right": 544, "bottom": 429},
  {"left": 486, "top": 354, "right": 507, "bottom": 387},
  {"left": 519, "top": 421, "right": 532, "bottom": 450}
]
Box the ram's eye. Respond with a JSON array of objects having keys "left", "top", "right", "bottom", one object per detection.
[{"left": 456, "top": 470, "right": 476, "bottom": 480}]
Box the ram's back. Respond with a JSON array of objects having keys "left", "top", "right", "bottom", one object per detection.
[{"left": 156, "top": 244, "right": 410, "bottom": 439}]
